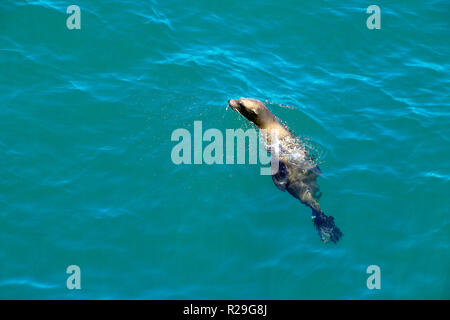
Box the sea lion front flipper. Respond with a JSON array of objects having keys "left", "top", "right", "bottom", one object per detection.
[
  {"left": 311, "top": 165, "right": 321, "bottom": 175},
  {"left": 271, "top": 159, "right": 289, "bottom": 191}
]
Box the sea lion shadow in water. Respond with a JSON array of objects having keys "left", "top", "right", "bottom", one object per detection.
[{"left": 228, "top": 98, "right": 343, "bottom": 243}]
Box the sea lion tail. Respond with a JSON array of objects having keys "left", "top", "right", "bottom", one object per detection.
[{"left": 312, "top": 209, "right": 343, "bottom": 243}]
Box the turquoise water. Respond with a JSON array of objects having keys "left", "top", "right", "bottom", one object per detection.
[{"left": 1, "top": 0, "right": 449, "bottom": 299}]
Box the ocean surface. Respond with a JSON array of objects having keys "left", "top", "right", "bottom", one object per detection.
[{"left": 0, "top": 0, "right": 449, "bottom": 299}]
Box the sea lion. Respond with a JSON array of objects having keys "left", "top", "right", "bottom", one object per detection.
[{"left": 228, "top": 98, "right": 343, "bottom": 243}]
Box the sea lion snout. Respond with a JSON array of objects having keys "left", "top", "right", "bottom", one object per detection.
[{"left": 228, "top": 99, "right": 240, "bottom": 110}]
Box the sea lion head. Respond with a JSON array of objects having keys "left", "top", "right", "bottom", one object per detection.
[{"left": 228, "top": 98, "right": 277, "bottom": 129}]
